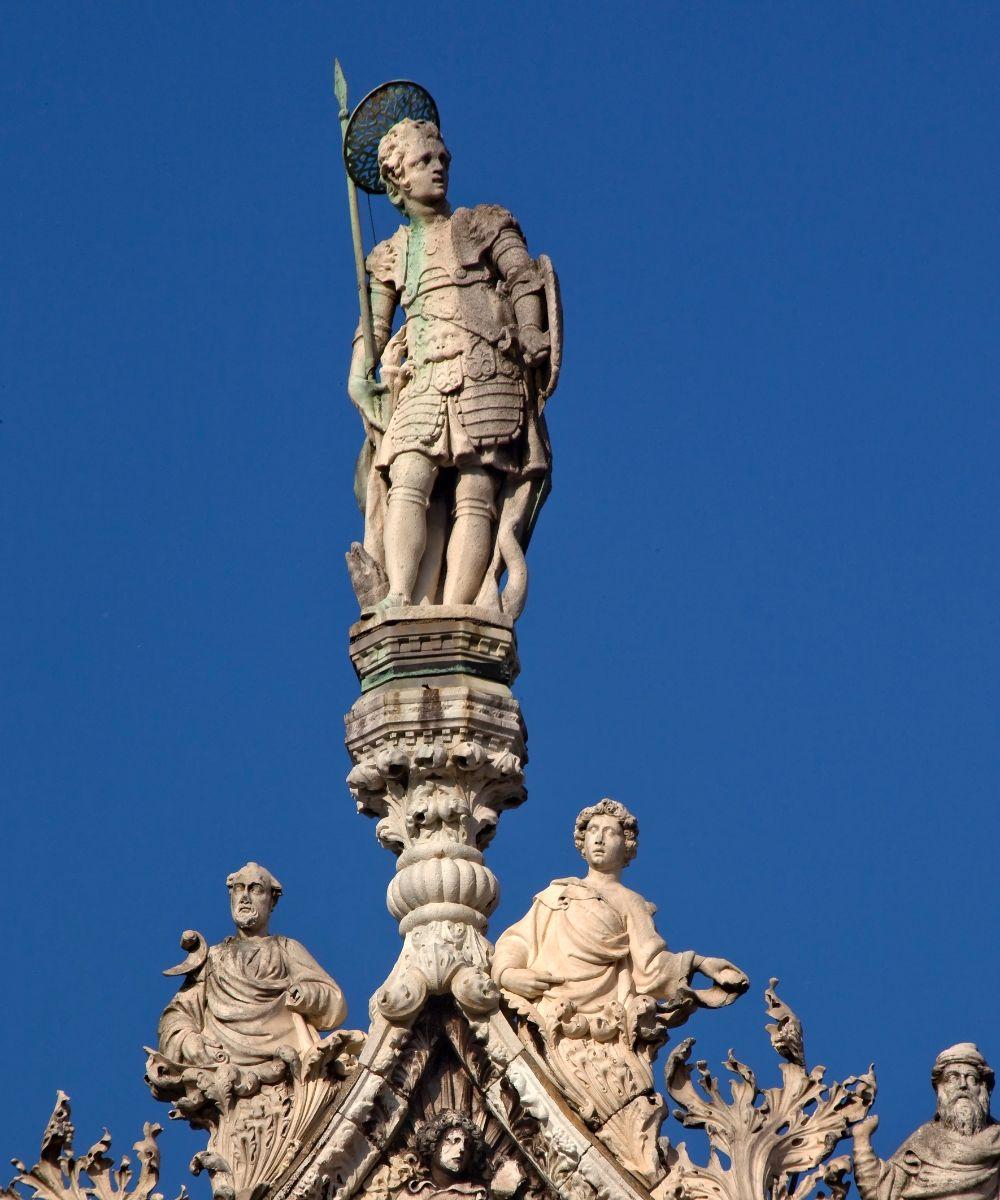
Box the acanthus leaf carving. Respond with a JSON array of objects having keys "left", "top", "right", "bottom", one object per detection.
[
  {"left": 662, "top": 981, "right": 875, "bottom": 1200},
  {"left": 6, "top": 1093, "right": 184, "bottom": 1200}
]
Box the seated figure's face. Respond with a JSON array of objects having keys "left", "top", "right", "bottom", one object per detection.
[
  {"left": 397, "top": 133, "right": 450, "bottom": 208},
  {"left": 434, "top": 1127, "right": 471, "bottom": 1176},
  {"left": 936, "top": 1064, "right": 991, "bottom": 1135},
  {"left": 583, "top": 814, "right": 627, "bottom": 872},
  {"left": 229, "top": 871, "right": 273, "bottom": 934}
]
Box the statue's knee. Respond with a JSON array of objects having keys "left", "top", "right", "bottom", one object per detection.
[{"left": 454, "top": 468, "right": 498, "bottom": 519}]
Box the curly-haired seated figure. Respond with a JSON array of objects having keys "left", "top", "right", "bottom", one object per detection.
[
  {"left": 492, "top": 800, "right": 748, "bottom": 1182},
  {"left": 493, "top": 799, "right": 747, "bottom": 1024}
]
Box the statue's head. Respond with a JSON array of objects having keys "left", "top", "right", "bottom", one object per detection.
[
  {"left": 574, "top": 798, "right": 639, "bottom": 873},
  {"left": 414, "top": 1110, "right": 486, "bottom": 1181},
  {"left": 377, "top": 119, "right": 451, "bottom": 214},
  {"left": 226, "top": 862, "right": 282, "bottom": 936},
  {"left": 931, "top": 1043, "right": 994, "bottom": 1135}
]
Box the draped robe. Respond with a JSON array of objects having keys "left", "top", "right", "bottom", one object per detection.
[
  {"left": 870, "top": 1121, "right": 1000, "bottom": 1200},
  {"left": 158, "top": 934, "right": 346, "bottom": 1067},
  {"left": 492, "top": 877, "right": 695, "bottom": 1022}
]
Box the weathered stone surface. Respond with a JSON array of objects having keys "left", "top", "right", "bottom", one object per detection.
[{"left": 349, "top": 608, "right": 519, "bottom": 693}]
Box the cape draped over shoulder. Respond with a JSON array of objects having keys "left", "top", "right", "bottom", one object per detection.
[{"left": 875, "top": 1120, "right": 1000, "bottom": 1200}]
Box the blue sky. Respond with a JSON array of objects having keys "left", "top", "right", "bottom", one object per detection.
[{"left": 3, "top": 3, "right": 999, "bottom": 1193}]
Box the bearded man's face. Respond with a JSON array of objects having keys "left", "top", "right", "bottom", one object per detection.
[{"left": 936, "top": 1065, "right": 991, "bottom": 1135}]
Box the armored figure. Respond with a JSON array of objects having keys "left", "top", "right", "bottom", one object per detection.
[
  {"left": 348, "top": 118, "right": 559, "bottom": 616},
  {"left": 854, "top": 1044, "right": 1000, "bottom": 1200}
]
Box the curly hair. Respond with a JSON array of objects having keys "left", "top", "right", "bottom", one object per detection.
[
  {"left": 413, "top": 1110, "right": 488, "bottom": 1176},
  {"left": 377, "top": 119, "right": 449, "bottom": 193},
  {"left": 573, "top": 798, "right": 639, "bottom": 865}
]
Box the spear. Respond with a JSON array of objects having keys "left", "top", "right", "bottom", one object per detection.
[{"left": 334, "top": 59, "right": 377, "bottom": 379}]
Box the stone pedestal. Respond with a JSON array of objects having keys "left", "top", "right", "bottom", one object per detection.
[
  {"left": 344, "top": 607, "right": 526, "bottom": 1023},
  {"left": 348, "top": 604, "right": 520, "bottom": 693}
]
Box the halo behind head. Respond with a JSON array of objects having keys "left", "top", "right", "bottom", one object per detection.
[{"left": 344, "top": 80, "right": 440, "bottom": 195}]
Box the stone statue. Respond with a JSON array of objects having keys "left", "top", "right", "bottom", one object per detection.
[
  {"left": 854, "top": 1043, "right": 1000, "bottom": 1200},
  {"left": 410, "top": 1111, "right": 489, "bottom": 1200},
  {"left": 156, "top": 862, "right": 347, "bottom": 1067},
  {"left": 492, "top": 798, "right": 748, "bottom": 1184},
  {"left": 145, "top": 864, "right": 360, "bottom": 1200},
  {"left": 347, "top": 117, "right": 560, "bottom": 617},
  {"left": 403, "top": 1111, "right": 524, "bottom": 1200}
]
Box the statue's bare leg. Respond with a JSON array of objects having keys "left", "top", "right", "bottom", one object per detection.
[
  {"left": 384, "top": 451, "right": 437, "bottom": 604},
  {"left": 443, "top": 467, "right": 498, "bottom": 605}
]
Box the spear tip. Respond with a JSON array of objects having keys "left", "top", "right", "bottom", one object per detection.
[{"left": 333, "top": 58, "right": 348, "bottom": 108}]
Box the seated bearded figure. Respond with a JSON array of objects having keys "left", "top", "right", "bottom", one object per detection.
[
  {"left": 157, "top": 862, "right": 346, "bottom": 1068},
  {"left": 854, "top": 1044, "right": 1000, "bottom": 1200}
]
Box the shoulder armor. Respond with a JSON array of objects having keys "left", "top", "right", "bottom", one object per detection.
[
  {"left": 366, "top": 227, "right": 407, "bottom": 291},
  {"left": 452, "top": 204, "right": 523, "bottom": 265}
]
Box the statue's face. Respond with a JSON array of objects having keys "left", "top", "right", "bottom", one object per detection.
[
  {"left": 396, "top": 134, "right": 450, "bottom": 207},
  {"left": 434, "top": 1126, "right": 471, "bottom": 1176},
  {"left": 229, "top": 872, "right": 274, "bottom": 935},
  {"left": 936, "top": 1064, "right": 991, "bottom": 1135},
  {"left": 583, "top": 814, "right": 628, "bottom": 872}
]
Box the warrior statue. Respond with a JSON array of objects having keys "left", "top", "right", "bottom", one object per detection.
[{"left": 344, "top": 97, "right": 560, "bottom": 617}]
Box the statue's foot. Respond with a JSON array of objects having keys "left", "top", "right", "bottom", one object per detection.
[{"left": 373, "top": 591, "right": 408, "bottom": 615}]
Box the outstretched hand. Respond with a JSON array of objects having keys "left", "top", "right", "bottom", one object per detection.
[
  {"left": 686, "top": 956, "right": 750, "bottom": 1009},
  {"left": 698, "top": 956, "right": 749, "bottom": 993}
]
